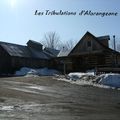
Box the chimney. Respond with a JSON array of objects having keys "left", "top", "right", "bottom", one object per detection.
[{"left": 113, "top": 35, "right": 116, "bottom": 51}]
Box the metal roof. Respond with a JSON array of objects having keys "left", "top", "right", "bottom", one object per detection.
[
  {"left": 97, "top": 35, "right": 110, "bottom": 40},
  {"left": 29, "top": 48, "right": 50, "bottom": 59},
  {"left": 44, "top": 47, "right": 60, "bottom": 57},
  {"left": 0, "top": 41, "right": 51, "bottom": 59},
  {"left": 0, "top": 42, "right": 31, "bottom": 57}
]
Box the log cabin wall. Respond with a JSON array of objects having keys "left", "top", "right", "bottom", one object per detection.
[
  {"left": 117, "top": 55, "right": 120, "bottom": 66},
  {"left": 51, "top": 48, "right": 120, "bottom": 73},
  {"left": 69, "top": 33, "right": 105, "bottom": 56},
  {"left": 0, "top": 46, "right": 12, "bottom": 74},
  {"left": 0, "top": 40, "right": 51, "bottom": 75},
  {"left": 56, "top": 32, "right": 120, "bottom": 73},
  {"left": 99, "top": 39, "right": 109, "bottom": 47},
  {"left": 11, "top": 57, "right": 49, "bottom": 72}
]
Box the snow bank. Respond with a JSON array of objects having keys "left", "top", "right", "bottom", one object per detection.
[
  {"left": 15, "top": 67, "right": 36, "bottom": 76},
  {"left": 68, "top": 72, "right": 95, "bottom": 80},
  {"left": 57, "top": 72, "right": 120, "bottom": 89},
  {"left": 98, "top": 74, "right": 120, "bottom": 88},
  {"left": 15, "top": 67, "right": 60, "bottom": 76},
  {"left": 68, "top": 73, "right": 120, "bottom": 88},
  {"left": 37, "top": 68, "right": 60, "bottom": 76},
  {"left": 57, "top": 72, "right": 96, "bottom": 86}
]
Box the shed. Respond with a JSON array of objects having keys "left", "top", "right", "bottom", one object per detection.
[{"left": 0, "top": 40, "right": 53, "bottom": 74}]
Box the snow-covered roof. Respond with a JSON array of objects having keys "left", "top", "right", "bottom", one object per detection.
[
  {"left": 44, "top": 47, "right": 60, "bottom": 57},
  {"left": 57, "top": 50, "right": 71, "bottom": 57}
]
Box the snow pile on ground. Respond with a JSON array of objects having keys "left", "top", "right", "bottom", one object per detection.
[
  {"left": 98, "top": 74, "right": 120, "bottom": 88},
  {"left": 68, "top": 72, "right": 94, "bottom": 81},
  {"left": 57, "top": 72, "right": 120, "bottom": 89},
  {"left": 15, "top": 67, "right": 60, "bottom": 76},
  {"left": 57, "top": 72, "right": 96, "bottom": 86},
  {"left": 38, "top": 68, "right": 60, "bottom": 76},
  {"left": 15, "top": 67, "right": 36, "bottom": 76}
]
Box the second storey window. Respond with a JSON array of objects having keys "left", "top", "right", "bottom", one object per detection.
[{"left": 87, "top": 41, "right": 91, "bottom": 47}]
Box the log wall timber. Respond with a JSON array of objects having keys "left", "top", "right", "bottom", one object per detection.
[{"left": 96, "top": 67, "right": 120, "bottom": 74}]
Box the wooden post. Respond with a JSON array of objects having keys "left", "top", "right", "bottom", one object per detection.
[
  {"left": 63, "top": 62, "right": 66, "bottom": 75},
  {"left": 113, "top": 35, "right": 117, "bottom": 67}
]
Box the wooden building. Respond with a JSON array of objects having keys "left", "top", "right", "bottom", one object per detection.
[
  {"left": 56, "top": 32, "right": 120, "bottom": 73},
  {"left": 0, "top": 31, "right": 120, "bottom": 75},
  {"left": 0, "top": 40, "right": 59, "bottom": 75}
]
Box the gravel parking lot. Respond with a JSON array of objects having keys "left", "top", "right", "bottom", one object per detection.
[{"left": 0, "top": 76, "right": 120, "bottom": 120}]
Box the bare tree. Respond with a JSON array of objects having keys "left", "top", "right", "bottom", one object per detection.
[
  {"left": 41, "top": 32, "right": 77, "bottom": 51},
  {"left": 42, "top": 31, "right": 60, "bottom": 49},
  {"left": 59, "top": 39, "right": 76, "bottom": 52},
  {"left": 117, "top": 43, "right": 120, "bottom": 52},
  {"left": 109, "top": 35, "right": 120, "bottom": 52},
  {"left": 65, "top": 39, "right": 76, "bottom": 50}
]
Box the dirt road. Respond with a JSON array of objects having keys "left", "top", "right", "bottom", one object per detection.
[{"left": 0, "top": 76, "right": 120, "bottom": 120}]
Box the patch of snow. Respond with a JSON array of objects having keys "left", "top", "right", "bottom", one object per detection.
[
  {"left": 0, "top": 104, "right": 40, "bottom": 111},
  {"left": 9, "top": 87, "right": 39, "bottom": 94},
  {"left": 98, "top": 73, "right": 120, "bottom": 88},
  {"left": 56, "top": 72, "right": 120, "bottom": 89},
  {"left": 27, "top": 86, "right": 55, "bottom": 93},
  {"left": 68, "top": 72, "right": 94, "bottom": 81},
  {"left": 0, "top": 106, "right": 14, "bottom": 111},
  {"left": 15, "top": 67, "right": 36, "bottom": 76},
  {"left": 36, "top": 67, "right": 59, "bottom": 76},
  {"left": 57, "top": 77, "right": 111, "bottom": 89},
  {"left": 15, "top": 67, "right": 60, "bottom": 76},
  {"left": 28, "top": 86, "right": 46, "bottom": 91}
]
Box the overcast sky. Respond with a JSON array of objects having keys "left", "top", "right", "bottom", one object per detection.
[{"left": 0, "top": 0, "right": 120, "bottom": 45}]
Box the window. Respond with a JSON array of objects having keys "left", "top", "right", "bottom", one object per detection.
[{"left": 87, "top": 41, "right": 91, "bottom": 47}]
